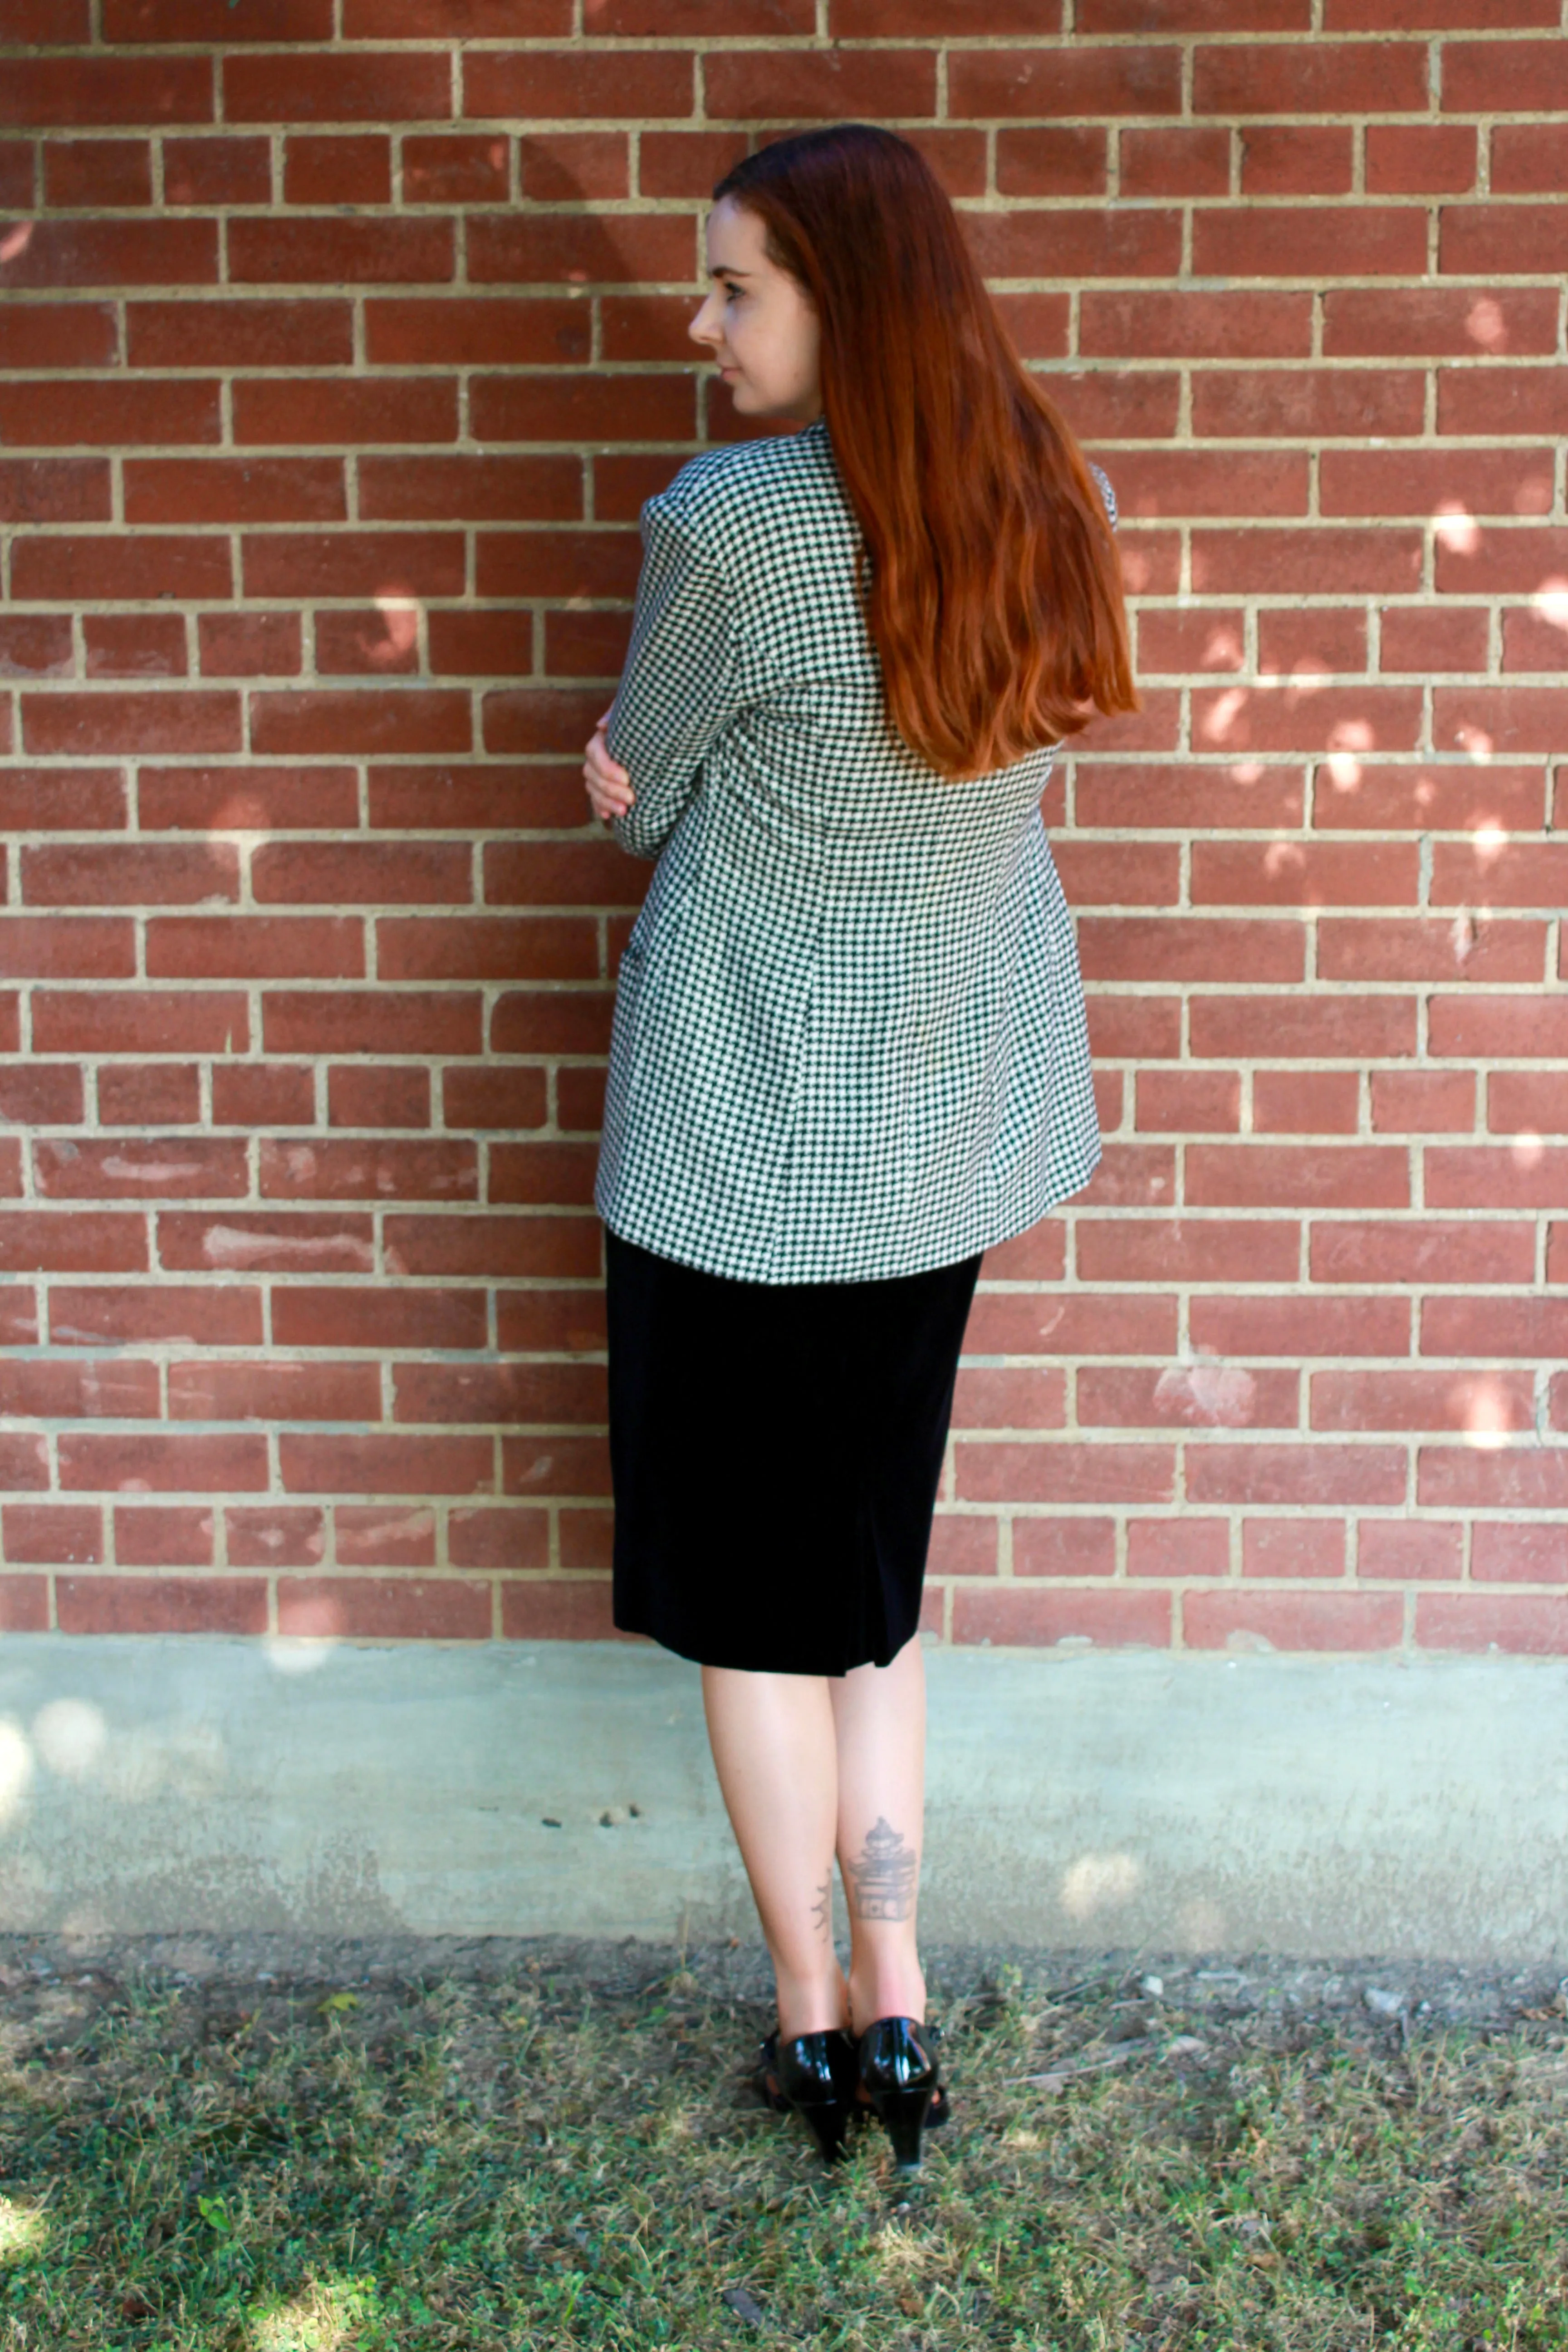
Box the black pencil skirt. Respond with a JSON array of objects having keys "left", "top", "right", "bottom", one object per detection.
[{"left": 603, "top": 1224, "right": 984, "bottom": 1676}]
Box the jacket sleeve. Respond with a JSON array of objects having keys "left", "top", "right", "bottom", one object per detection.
[{"left": 603, "top": 493, "right": 743, "bottom": 863}]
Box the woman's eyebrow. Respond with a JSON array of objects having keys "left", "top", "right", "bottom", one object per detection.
[{"left": 709, "top": 264, "right": 751, "bottom": 279}]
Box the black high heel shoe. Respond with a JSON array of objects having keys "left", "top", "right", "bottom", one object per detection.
[
  {"left": 751, "top": 2026, "right": 860, "bottom": 2163},
  {"left": 856, "top": 2016, "right": 946, "bottom": 2174}
]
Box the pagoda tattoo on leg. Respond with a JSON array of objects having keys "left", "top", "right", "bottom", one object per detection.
[{"left": 845, "top": 1817, "right": 917, "bottom": 1922}]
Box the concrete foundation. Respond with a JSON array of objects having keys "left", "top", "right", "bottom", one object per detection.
[{"left": 0, "top": 1634, "right": 1563, "bottom": 1960}]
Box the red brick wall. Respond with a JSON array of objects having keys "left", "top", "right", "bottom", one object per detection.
[{"left": 1, "top": 0, "right": 1565, "bottom": 1657}]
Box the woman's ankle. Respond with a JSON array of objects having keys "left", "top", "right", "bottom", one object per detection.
[
  {"left": 775, "top": 1963, "right": 851, "bottom": 2043},
  {"left": 848, "top": 1961, "right": 926, "bottom": 2036}
]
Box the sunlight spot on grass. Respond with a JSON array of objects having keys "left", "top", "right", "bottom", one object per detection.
[
  {"left": 0, "top": 2195, "right": 47, "bottom": 2265},
  {"left": 250, "top": 2271, "right": 379, "bottom": 2350}
]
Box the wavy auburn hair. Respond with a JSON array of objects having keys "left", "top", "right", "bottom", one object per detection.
[{"left": 712, "top": 124, "right": 1139, "bottom": 780}]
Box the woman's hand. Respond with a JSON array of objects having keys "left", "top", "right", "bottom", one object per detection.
[{"left": 583, "top": 706, "right": 635, "bottom": 825}]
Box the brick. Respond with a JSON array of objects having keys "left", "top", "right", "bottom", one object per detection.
[
  {"left": 1258, "top": 608, "right": 1369, "bottom": 676},
  {"left": 1083, "top": 289, "right": 1310, "bottom": 362},
  {"left": 0, "top": 59, "right": 214, "bottom": 131},
  {"left": 1194, "top": 208, "right": 1426, "bottom": 278},
  {"left": 429, "top": 611, "right": 537, "bottom": 679},
  {"left": 334, "top": 1507, "right": 435, "bottom": 1569},
  {"left": 44, "top": 138, "right": 153, "bottom": 209},
  {"left": 1490, "top": 1073, "right": 1568, "bottom": 1134},
  {"left": 1427, "top": 1147, "right": 1568, "bottom": 1211},
  {"left": 0, "top": 303, "right": 117, "bottom": 369},
  {"left": 1324, "top": 448, "right": 1552, "bottom": 520},
  {"left": 1253, "top": 1071, "right": 1360, "bottom": 1133},
  {"left": 1415, "top": 1592, "right": 1568, "bottom": 1656},
  {"left": 225, "top": 52, "right": 451, "bottom": 125},
  {"left": 146, "top": 917, "right": 362, "bottom": 980},
  {"left": 57, "top": 1576, "right": 268, "bottom": 1636},
  {"left": 1077, "top": 762, "right": 1303, "bottom": 831},
  {"left": 113, "top": 1508, "right": 214, "bottom": 1569},
  {"left": 261, "top": 1138, "right": 475, "bottom": 1203},
  {"left": 365, "top": 296, "right": 589, "bottom": 367},
  {"left": 82, "top": 614, "right": 188, "bottom": 680},
  {"left": 1081, "top": 1365, "right": 1298, "bottom": 1428},
  {"left": 1325, "top": 286, "right": 1558, "bottom": 359},
  {"left": 948, "top": 44, "right": 1180, "bottom": 116},
  {"left": 0, "top": 140, "right": 32, "bottom": 208},
  {"left": 1191, "top": 1294, "right": 1410, "bottom": 1358},
  {"left": 1078, "top": 917, "right": 1301, "bottom": 984},
  {"left": 1193, "top": 842, "right": 1412, "bottom": 907},
  {"left": 0, "top": 1215, "right": 147, "bottom": 1275},
  {"left": 158, "top": 1214, "right": 370, "bottom": 1278},
  {"left": 23, "top": 842, "right": 235, "bottom": 906},
  {"left": 442, "top": 1068, "right": 549, "bottom": 1131},
  {"left": 0, "top": 920, "right": 117, "bottom": 980},
  {"left": 284, "top": 1574, "right": 489, "bottom": 1639},
  {"left": 1315, "top": 761, "right": 1544, "bottom": 833},
  {"left": 1118, "top": 126, "right": 1230, "bottom": 196},
  {"left": 1241, "top": 1518, "right": 1346, "bottom": 1578},
  {"left": 1081, "top": 996, "right": 1183, "bottom": 1062},
  {"left": 329, "top": 1064, "right": 430, "bottom": 1129},
  {"left": 35, "top": 1137, "right": 246, "bottom": 1201},
  {"left": 1135, "top": 1072, "right": 1240, "bottom": 1132},
  {"left": 243, "top": 531, "right": 464, "bottom": 601},
  {"left": 1441, "top": 206, "right": 1568, "bottom": 277},
  {"left": 1434, "top": 843, "right": 1568, "bottom": 910},
  {"left": 31, "top": 990, "right": 249, "bottom": 1055},
  {"left": 59, "top": 1432, "right": 268, "bottom": 1493},
  {"left": 1313, "top": 1370, "right": 1534, "bottom": 1434},
  {"left": 966, "top": 209, "right": 1183, "bottom": 282},
  {"left": 1128, "top": 1519, "right": 1230, "bottom": 1577},
  {"left": 1470, "top": 1524, "right": 1568, "bottom": 1585},
  {"left": 1009, "top": 1516, "right": 1116, "bottom": 1577},
  {"left": 466, "top": 214, "right": 693, "bottom": 286},
  {"left": 23, "top": 693, "right": 240, "bottom": 759},
  {"left": 0, "top": 616, "right": 73, "bottom": 677},
  {"left": 314, "top": 608, "right": 420, "bottom": 677},
  {"left": 1366, "top": 125, "right": 1475, "bottom": 195},
  {"left": 1424, "top": 1298, "right": 1568, "bottom": 1358},
  {"left": 0, "top": 1435, "right": 47, "bottom": 1493},
  {"left": 995, "top": 127, "right": 1107, "bottom": 197},
  {"left": 1195, "top": 682, "right": 1422, "bottom": 756},
  {"left": 1378, "top": 606, "right": 1490, "bottom": 673},
  {"left": 228, "top": 217, "right": 454, "bottom": 285},
  {"left": 1437, "top": 687, "right": 1563, "bottom": 758},
  {"left": 1371, "top": 1072, "right": 1476, "bottom": 1133},
  {"left": 923, "top": 1514, "right": 999, "bottom": 1577},
  {"left": 263, "top": 990, "right": 481, "bottom": 1057},
  {"left": 125, "top": 457, "right": 345, "bottom": 525},
  {"left": 284, "top": 134, "right": 392, "bottom": 206},
  {"left": 1192, "top": 368, "right": 1422, "bottom": 440},
  {"left": 50, "top": 1289, "right": 257, "bottom": 1345},
  {"left": 402, "top": 133, "right": 510, "bottom": 205},
  {"left": 1313, "top": 1218, "right": 1534, "bottom": 1287},
  {"left": 1187, "top": 1445, "right": 1406, "bottom": 1507},
  {"left": 0, "top": 219, "right": 216, "bottom": 287},
  {"left": 140, "top": 764, "right": 358, "bottom": 832},
  {"left": 127, "top": 299, "right": 352, "bottom": 369},
  {"left": 226, "top": 1506, "right": 325, "bottom": 1569},
  {"left": 0, "top": 459, "right": 112, "bottom": 526},
  {"left": 2, "top": 1504, "right": 101, "bottom": 1567},
  {"left": 1333, "top": 0, "right": 1555, "bottom": 17},
  {"left": 464, "top": 49, "right": 691, "bottom": 119},
  {"left": 107, "top": 0, "right": 332, "bottom": 31},
  {"left": 1357, "top": 1519, "right": 1462, "bottom": 1580},
  {"left": 1075, "top": 1217, "right": 1298, "bottom": 1285},
  {"left": 279, "top": 1434, "right": 493, "bottom": 1496},
  {"left": 348, "top": 0, "right": 569, "bottom": 25},
  {"left": 97, "top": 1065, "right": 200, "bottom": 1126},
  {"left": 1318, "top": 918, "right": 1542, "bottom": 985},
  {"left": 470, "top": 372, "right": 692, "bottom": 444},
  {"left": 1188, "top": 1146, "right": 1408, "bottom": 1211},
  {"left": 359, "top": 454, "right": 578, "bottom": 522},
  {"left": 234, "top": 377, "right": 458, "bottom": 446},
  {"left": 162, "top": 136, "right": 272, "bottom": 207},
  {"left": 169, "top": 1360, "right": 382, "bottom": 1423},
  {"left": 1441, "top": 38, "right": 1568, "bottom": 113},
  {"left": 0, "top": 1355, "right": 158, "bottom": 1417},
  {"left": 0, "top": 1065, "right": 83, "bottom": 1122},
  {"left": 1185, "top": 1589, "right": 1402, "bottom": 1651},
  {"left": 519, "top": 130, "right": 630, "bottom": 202},
  {"left": 273, "top": 1285, "right": 482, "bottom": 1349},
  {"left": 1504, "top": 609, "right": 1568, "bottom": 671},
  {"left": 1438, "top": 526, "right": 1568, "bottom": 598},
  {"left": 953, "top": 1587, "right": 1171, "bottom": 1649},
  {"left": 1134, "top": 612, "right": 1244, "bottom": 676},
  {"left": 1191, "top": 527, "right": 1421, "bottom": 597},
  {"left": 1240, "top": 126, "right": 1352, "bottom": 196},
  {"left": 250, "top": 690, "right": 471, "bottom": 757},
  {"left": 500, "top": 1579, "right": 623, "bottom": 1642},
  {"left": 1492, "top": 124, "right": 1568, "bottom": 195},
  {"left": 1418, "top": 1450, "right": 1568, "bottom": 1514},
  {"left": 198, "top": 612, "right": 302, "bottom": 679}
]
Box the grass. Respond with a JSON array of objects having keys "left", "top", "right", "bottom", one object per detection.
[{"left": 0, "top": 1945, "right": 1563, "bottom": 2350}]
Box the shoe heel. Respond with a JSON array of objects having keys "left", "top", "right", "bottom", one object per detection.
[
  {"left": 872, "top": 2081, "right": 932, "bottom": 2172},
  {"left": 794, "top": 2098, "right": 849, "bottom": 2164}
]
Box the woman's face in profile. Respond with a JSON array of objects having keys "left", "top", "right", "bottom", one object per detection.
[{"left": 689, "top": 195, "right": 822, "bottom": 426}]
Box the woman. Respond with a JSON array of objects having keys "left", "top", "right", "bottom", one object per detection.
[{"left": 580, "top": 123, "right": 1135, "bottom": 2174}]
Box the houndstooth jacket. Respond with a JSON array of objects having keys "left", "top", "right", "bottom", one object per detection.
[{"left": 593, "top": 413, "right": 1113, "bottom": 1286}]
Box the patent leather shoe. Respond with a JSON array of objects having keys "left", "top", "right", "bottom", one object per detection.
[
  {"left": 751, "top": 2026, "right": 859, "bottom": 2164},
  {"left": 855, "top": 2015, "right": 946, "bottom": 2174}
]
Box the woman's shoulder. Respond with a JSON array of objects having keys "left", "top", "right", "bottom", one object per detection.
[{"left": 643, "top": 417, "right": 837, "bottom": 554}]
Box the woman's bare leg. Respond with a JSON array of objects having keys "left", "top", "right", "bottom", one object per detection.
[
  {"left": 830, "top": 1633, "right": 928, "bottom": 2035},
  {"left": 701, "top": 1665, "right": 850, "bottom": 2042}
]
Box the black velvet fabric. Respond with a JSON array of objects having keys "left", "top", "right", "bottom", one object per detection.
[{"left": 604, "top": 1223, "right": 984, "bottom": 1676}]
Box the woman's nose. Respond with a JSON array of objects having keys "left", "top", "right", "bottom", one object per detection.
[{"left": 688, "top": 296, "right": 721, "bottom": 346}]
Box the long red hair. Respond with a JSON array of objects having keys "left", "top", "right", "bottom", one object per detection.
[{"left": 712, "top": 124, "right": 1139, "bottom": 781}]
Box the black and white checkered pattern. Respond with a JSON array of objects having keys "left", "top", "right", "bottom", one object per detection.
[{"left": 594, "top": 415, "right": 1112, "bottom": 1285}]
